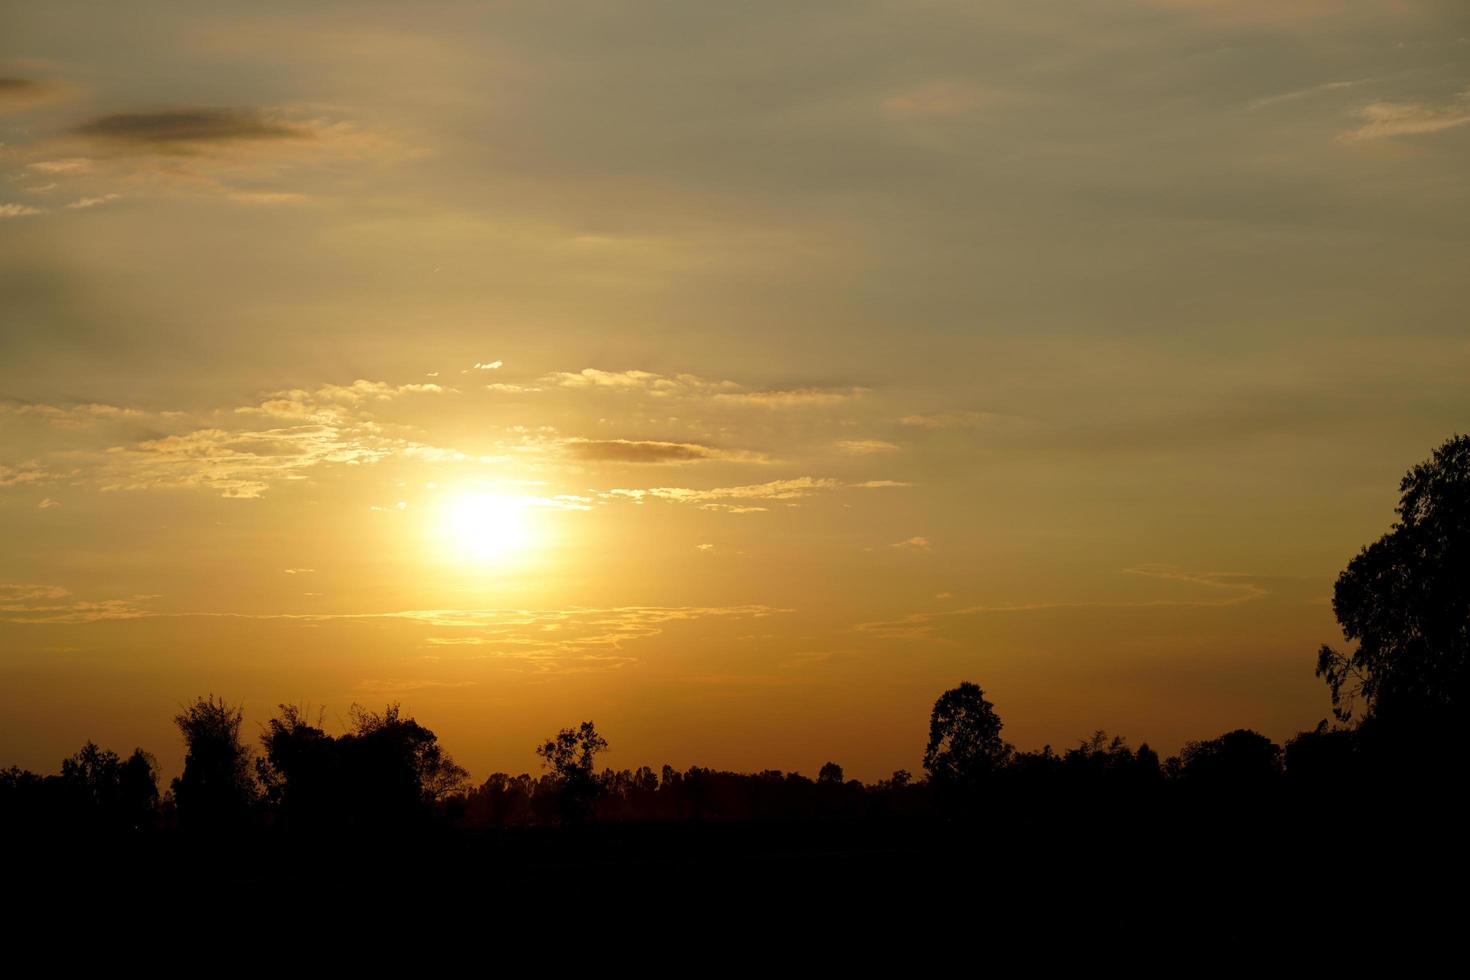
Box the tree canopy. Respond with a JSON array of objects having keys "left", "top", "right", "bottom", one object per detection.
[
  {"left": 923, "top": 681, "right": 1011, "bottom": 787},
  {"left": 1317, "top": 434, "right": 1470, "bottom": 730},
  {"left": 172, "top": 695, "right": 257, "bottom": 829}
]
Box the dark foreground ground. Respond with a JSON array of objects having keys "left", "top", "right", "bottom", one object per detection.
[{"left": 9, "top": 803, "right": 1463, "bottom": 955}]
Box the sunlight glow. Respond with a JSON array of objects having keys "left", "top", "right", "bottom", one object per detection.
[{"left": 442, "top": 493, "right": 534, "bottom": 563}]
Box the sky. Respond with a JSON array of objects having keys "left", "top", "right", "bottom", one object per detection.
[{"left": 2, "top": 0, "right": 1468, "bottom": 782}]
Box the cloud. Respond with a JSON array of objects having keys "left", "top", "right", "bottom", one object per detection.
[
  {"left": 282, "top": 568, "right": 315, "bottom": 575},
  {"left": 603, "top": 476, "right": 906, "bottom": 509},
  {"left": 891, "top": 536, "right": 931, "bottom": 550},
  {"left": 882, "top": 81, "right": 1003, "bottom": 119},
  {"left": 472, "top": 361, "right": 503, "bottom": 370},
  {"left": 404, "top": 604, "right": 789, "bottom": 669},
  {"left": 37, "top": 498, "right": 60, "bottom": 510},
  {"left": 26, "top": 158, "right": 93, "bottom": 175},
  {"left": 899, "top": 411, "right": 989, "bottom": 429},
  {"left": 9, "top": 106, "right": 398, "bottom": 203},
  {"left": 0, "top": 462, "right": 51, "bottom": 487},
  {"left": 103, "top": 422, "right": 394, "bottom": 499},
  {"left": 1, "top": 400, "right": 143, "bottom": 424},
  {"left": 545, "top": 368, "right": 665, "bottom": 389},
  {"left": 564, "top": 439, "right": 714, "bottom": 464},
  {"left": 1131, "top": 0, "right": 1347, "bottom": 26},
  {"left": 0, "top": 77, "right": 71, "bottom": 114},
  {"left": 227, "top": 191, "right": 308, "bottom": 205},
  {"left": 856, "top": 566, "right": 1268, "bottom": 639},
  {"left": 835, "top": 439, "right": 899, "bottom": 455},
  {"left": 240, "top": 378, "right": 448, "bottom": 422},
  {"left": 542, "top": 368, "right": 735, "bottom": 396},
  {"left": 563, "top": 438, "right": 768, "bottom": 464},
  {"left": 605, "top": 476, "right": 844, "bottom": 507},
  {"left": 1339, "top": 89, "right": 1470, "bottom": 142},
  {"left": 64, "top": 194, "right": 121, "bottom": 210},
  {"left": 714, "top": 387, "right": 866, "bottom": 408},
  {"left": 354, "top": 678, "right": 478, "bottom": 694},
  {"left": 1247, "top": 78, "right": 1371, "bottom": 111},
  {"left": 542, "top": 368, "right": 857, "bottom": 408},
  {"left": 0, "top": 583, "right": 152, "bottom": 624},
  {"left": 8, "top": 600, "right": 786, "bottom": 671},
  {"left": 0, "top": 203, "right": 44, "bottom": 218},
  {"left": 74, "top": 108, "right": 311, "bottom": 149},
  {"left": 1120, "top": 564, "right": 1268, "bottom": 603}
]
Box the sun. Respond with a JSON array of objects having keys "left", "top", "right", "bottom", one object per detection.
[{"left": 441, "top": 493, "right": 534, "bottom": 563}]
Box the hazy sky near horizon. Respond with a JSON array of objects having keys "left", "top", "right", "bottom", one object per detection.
[{"left": 3, "top": 1, "right": 1468, "bottom": 781}]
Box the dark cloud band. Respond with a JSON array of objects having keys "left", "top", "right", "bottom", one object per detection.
[{"left": 75, "top": 108, "right": 309, "bottom": 146}]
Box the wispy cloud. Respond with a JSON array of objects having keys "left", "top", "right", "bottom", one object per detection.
[
  {"left": 543, "top": 368, "right": 736, "bottom": 395},
  {"left": 103, "top": 423, "right": 395, "bottom": 499},
  {"left": 75, "top": 107, "right": 312, "bottom": 149},
  {"left": 543, "top": 368, "right": 862, "bottom": 408},
  {"left": 835, "top": 439, "right": 898, "bottom": 455},
  {"left": 1339, "top": 88, "right": 1470, "bottom": 142},
  {"left": 1, "top": 400, "right": 143, "bottom": 426},
  {"left": 0, "top": 584, "right": 152, "bottom": 624},
  {"left": 603, "top": 476, "right": 906, "bottom": 511},
  {"left": 857, "top": 566, "right": 1268, "bottom": 640},
  {"left": 1247, "top": 78, "right": 1372, "bottom": 111},
  {"left": 64, "top": 193, "right": 121, "bottom": 210},
  {"left": 7, "top": 104, "right": 398, "bottom": 205},
  {"left": 26, "top": 158, "right": 93, "bottom": 175},
  {"left": 714, "top": 387, "right": 866, "bottom": 409},
  {"left": 563, "top": 438, "right": 766, "bottom": 465},
  {"left": 899, "top": 411, "right": 990, "bottom": 429},
  {"left": 0, "top": 77, "right": 72, "bottom": 114},
  {"left": 0, "top": 203, "right": 44, "bottom": 218},
  {"left": 4, "top": 593, "right": 787, "bottom": 671},
  {"left": 0, "top": 462, "right": 52, "bottom": 487},
  {"left": 882, "top": 80, "right": 1004, "bottom": 119}
]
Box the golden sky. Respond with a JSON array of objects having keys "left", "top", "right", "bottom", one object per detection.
[{"left": 3, "top": 1, "right": 1468, "bottom": 781}]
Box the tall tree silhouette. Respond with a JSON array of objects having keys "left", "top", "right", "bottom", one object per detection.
[
  {"left": 923, "top": 682, "right": 1011, "bottom": 791},
  {"left": 1317, "top": 434, "right": 1470, "bottom": 730},
  {"left": 1169, "top": 729, "right": 1282, "bottom": 792},
  {"left": 537, "top": 721, "right": 607, "bottom": 824},
  {"left": 257, "top": 702, "right": 468, "bottom": 829},
  {"left": 340, "top": 703, "right": 468, "bottom": 825},
  {"left": 172, "top": 695, "right": 256, "bottom": 830},
  {"left": 58, "top": 741, "right": 159, "bottom": 830},
  {"left": 257, "top": 704, "right": 341, "bottom": 827}
]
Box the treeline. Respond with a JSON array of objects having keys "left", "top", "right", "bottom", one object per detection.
[
  {"left": 3, "top": 433, "right": 1467, "bottom": 835},
  {"left": 0, "top": 684, "right": 1431, "bottom": 834}
]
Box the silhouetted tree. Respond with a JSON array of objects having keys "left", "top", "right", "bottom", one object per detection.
[
  {"left": 60, "top": 741, "right": 121, "bottom": 813},
  {"left": 340, "top": 703, "right": 468, "bottom": 825},
  {"left": 818, "top": 762, "right": 845, "bottom": 785},
  {"left": 1170, "top": 729, "right": 1283, "bottom": 793},
  {"left": 923, "top": 682, "right": 1011, "bottom": 792},
  {"left": 56, "top": 741, "right": 158, "bottom": 830},
  {"left": 256, "top": 702, "right": 467, "bottom": 829},
  {"left": 172, "top": 695, "right": 257, "bottom": 830},
  {"left": 1317, "top": 434, "right": 1470, "bottom": 732},
  {"left": 257, "top": 704, "right": 342, "bottom": 827},
  {"left": 536, "top": 721, "right": 607, "bottom": 824},
  {"left": 1284, "top": 721, "right": 1359, "bottom": 792}
]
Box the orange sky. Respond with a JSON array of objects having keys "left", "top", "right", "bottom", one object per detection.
[{"left": 3, "top": 1, "right": 1468, "bottom": 781}]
